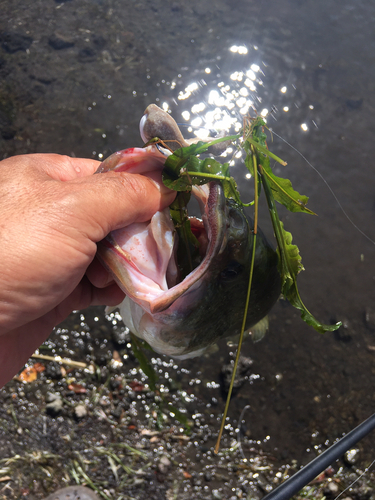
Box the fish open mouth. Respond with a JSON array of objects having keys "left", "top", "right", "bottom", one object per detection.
[{"left": 97, "top": 177, "right": 227, "bottom": 315}]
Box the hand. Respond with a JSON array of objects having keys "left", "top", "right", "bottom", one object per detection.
[{"left": 0, "top": 153, "right": 175, "bottom": 387}]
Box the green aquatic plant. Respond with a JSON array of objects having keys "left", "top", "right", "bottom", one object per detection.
[
  {"left": 158, "top": 114, "right": 341, "bottom": 450},
  {"left": 162, "top": 116, "right": 340, "bottom": 334}
]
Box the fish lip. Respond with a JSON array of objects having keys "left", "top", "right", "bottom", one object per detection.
[
  {"left": 148, "top": 181, "right": 226, "bottom": 314},
  {"left": 139, "top": 114, "right": 148, "bottom": 144},
  {"left": 140, "top": 104, "right": 189, "bottom": 151}
]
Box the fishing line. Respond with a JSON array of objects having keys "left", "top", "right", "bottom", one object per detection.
[
  {"left": 262, "top": 411, "right": 375, "bottom": 500},
  {"left": 236, "top": 405, "right": 251, "bottom": 461},
  {"left": 270, "top": 129, "right": 375, "bottom": 246},
  {"left": 333, "top": 457, "right": 375, "bottom": 500}
]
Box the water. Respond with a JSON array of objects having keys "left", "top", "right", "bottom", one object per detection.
[{"left": 1, "top": 0, "right": 375, "bottom": 480}]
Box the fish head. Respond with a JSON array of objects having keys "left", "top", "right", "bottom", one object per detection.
[{"left": 96, "top": 145, "right": 281, "bottom": 357}]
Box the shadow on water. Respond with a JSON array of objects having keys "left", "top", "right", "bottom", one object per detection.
[{"left": 1, "top": 0, "right": 375, "bottom": 498}]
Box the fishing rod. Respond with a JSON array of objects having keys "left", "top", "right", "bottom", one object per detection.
[{"left": 262, "top": 412, "right": 375, "bottom": 500}]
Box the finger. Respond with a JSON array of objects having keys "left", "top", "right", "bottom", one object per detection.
[
  {"left": 59, "top": 278, "right": 125, "bottom": 313},
  {"left": 0, "top": 327, "right": 52, "bottom": 388},
  {"left": 42, "top": 155, "right": 101, "bottom": 181},
  {"left": 0, "top": 154, "right": 101, "bottom": 182},
  {"left": 31, "top": 154, "right": 101, "bottom": 181},
  {"left": 86, "top": 256, "right": 115, "bottom": 288},
  {"left": 67, "top": 170, "right": 176, "bottom": 241},
  {"left": 89, "top": 282, "right": 126, "bottom": 307}
]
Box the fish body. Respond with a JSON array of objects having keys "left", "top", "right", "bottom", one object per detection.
[{"left": 96, "top": 106, "right": 281, "bottom": 358}]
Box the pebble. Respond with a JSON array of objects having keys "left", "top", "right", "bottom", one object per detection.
[
  {"left": 327, "top": 481, "right": 339, "bottom": 493},
  {"left": 48, "top": 34, "right": 74, "bottom": 50},
  {"left": 221, "top": 356, "right": 253, "bottom": 391},
  {"left": 335, "top": 318, "right": 352, "bottom": 341},
  {"left": 45, "top": 362, "right": 62, "bottom": 379},
  {"left": 158, "top": 455, "right": 171, "bottom": 473},
  {"left": 344, "top": 448, "right": 360, "bottom": 466},
  {"left": 74, "top": 404, "right": 88, "bottom": 419},
  {"left": 46, "top": 393, "right": 63, "bottom": 415},
  {"left": 0, "top": 31, "right": 33, "bottom": 53}
]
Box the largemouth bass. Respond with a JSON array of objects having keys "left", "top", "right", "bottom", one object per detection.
[{"left": 96, "top": 106, "right": 281, "bottom": 358}]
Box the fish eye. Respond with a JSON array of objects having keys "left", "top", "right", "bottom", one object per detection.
[
  {"left": 220, "top": 261, "right": 244, "bottom": 282},
  {"left": 228, "top": 207, "right": 246, "bottom": 229},
  {"left": 227, "top": 205, "right": 248, "bottom": 239}
]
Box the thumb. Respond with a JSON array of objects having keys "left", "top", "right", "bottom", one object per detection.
[{"left": 66, "top": 169, "right": 176, "bottom": 243}]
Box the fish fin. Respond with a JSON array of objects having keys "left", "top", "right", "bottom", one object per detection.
[
  {"left": 105, "top": 305, "right": 118, "bottom": 315},
  {"left": 203, "top": 343, "right": 219, "bottom": 356},
  {"left": 249, "top": 316, "right": 269, "bottom": 343}
]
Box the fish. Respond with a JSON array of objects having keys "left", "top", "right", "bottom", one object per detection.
[{"left": 95, "top": 105, "right": 281, "bottom": 359}]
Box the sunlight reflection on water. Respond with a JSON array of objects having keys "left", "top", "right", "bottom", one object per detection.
[{"left": 150, "top": 42, "right": 316, "bottom": 186}]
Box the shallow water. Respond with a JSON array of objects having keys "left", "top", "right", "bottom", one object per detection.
[{"left": 1, "top": 0, "right": 375, "bottom": 495}]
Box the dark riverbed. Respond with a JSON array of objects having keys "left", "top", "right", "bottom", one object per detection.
[{"left": 1, "top": 1, "right": 375, "bottom": 499}]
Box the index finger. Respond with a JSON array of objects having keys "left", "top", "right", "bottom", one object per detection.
[
  {"left": 38, "top": 154, "right": 101, "bottom": 181},
  {"left": 4, "top": 153, "right": 102, "bottom": 182}
]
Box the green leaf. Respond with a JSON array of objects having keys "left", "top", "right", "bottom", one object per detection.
[
  {"left": 260, "top": 172, "right": 341, "bottom": 334},
  {"left": 277, "top": 222, "right": 304, "bottom": 282},
  {"left": 163, "top": 134, "right": 239, "bottom": 178},
  {"left": 169, "top": 192, "right": 201, "bottom": 277},
  {"left": 162, "top": 169, "right": 192, "bottom": 192},
  {"left": 130, "top": 333, "right": 191, "bottom": 431},
  {"left": 130, "top": 333, "right": 158, "bottom": 392},
  {"left": 244, "top": 123, "right": 313, "bottom": 215},
  {"left": 261, "top": 164, "right": 316, "bottom": 215},
  {"left": 163, "top": 147, "right": 244, "bottom": 204}
]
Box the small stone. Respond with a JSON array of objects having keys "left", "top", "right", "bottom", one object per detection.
[
  {"left": 74, "top": 404, "right": 87, "bottom": 419},
  {"left": 334, "top": 319, "right": 352, "bottom": 341},
  {"left": 92, "top": 35, "right": 106, "bottom": 50},
  {"left": 46, "top": 393, "right": 63, "bottom": 415},
  {"left": 45, "top": 362, "right": 62, "bottom": 379},
  {"left": 346, "top": 98, "right": 363, "bottom": 110},
  {"left": 344, "top": 448, "right": 359, "bottom": 466},
  {"left": 78, "top": 46, "right": 97, "bottom": 62},
  {"left": 327, "top": 482, "right": 339, "bottom": 493},
  {"left": 48, "top": 34, "right": 74, "bottom": 50},
  {"left": 158, "top": 455, "right": 171, "bottom": 473},
  {"left": 0, "top": 31, "right": 32, "bottom": 53},
  {"left": 112, "top": 327, "right": 128, "bottom": 345},
  {"left": 110, "top": 405, "right": 124, "bottom": 420},
  {"left": 221, "top": 356, "right": 253, "bottom": 392},
  {"left": 204, "top": 471, "right": 212, "bottom": 481},
  {"left": 46, "top": 392, "right": 61, "bottom": 403},
  {"left": 1, "top": 125, "right": 16, "bottom": 140},
  {"left": 212, "top": 490, "right": 223, "bottom": 500}
]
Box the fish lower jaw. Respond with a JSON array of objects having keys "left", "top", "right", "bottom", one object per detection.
[{"left": 117, "top": 296, "right": 209, "bottom": 358}]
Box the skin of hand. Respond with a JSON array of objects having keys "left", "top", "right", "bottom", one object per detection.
[{"left": 0, "top": 153, "right": 176, "bottom": 387}]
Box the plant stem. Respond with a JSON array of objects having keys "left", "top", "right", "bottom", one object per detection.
[{"left": 214, "top": 148, "right": 259, "bottom": 454}]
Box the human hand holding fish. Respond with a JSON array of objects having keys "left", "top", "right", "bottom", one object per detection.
[
  {"left": 0, "top": 152, "right": 176, "bottom": 387},
  {"left": 0, "top": 104, "right": 341, "bottom": 391}
]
